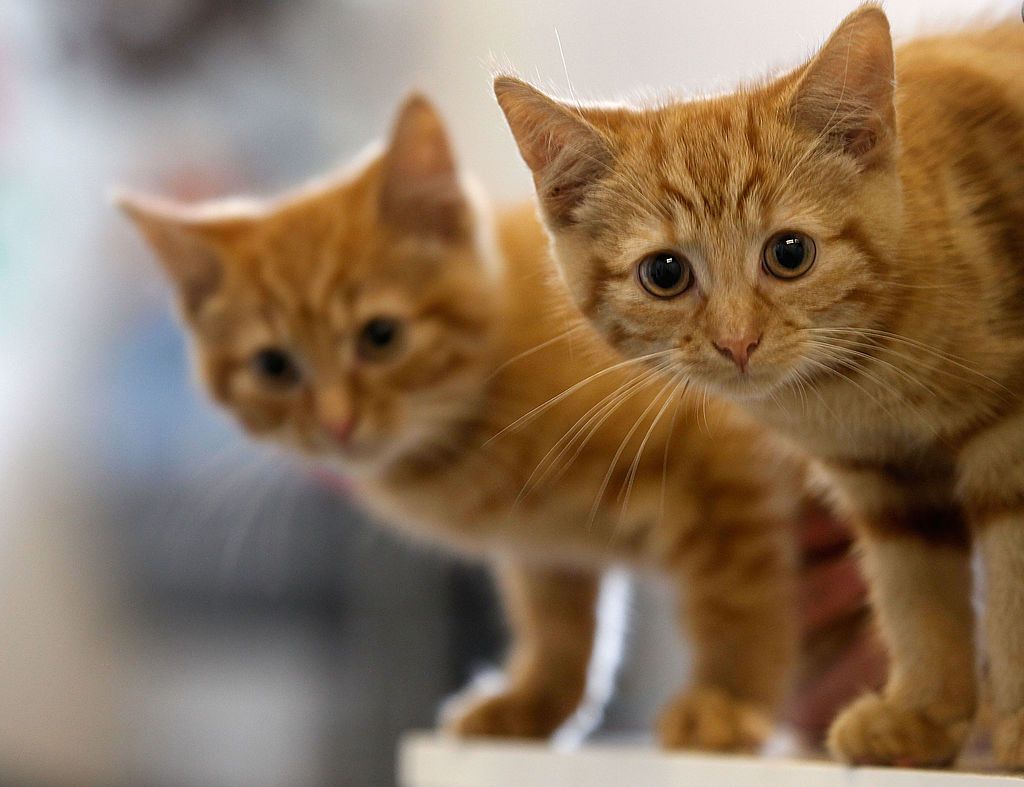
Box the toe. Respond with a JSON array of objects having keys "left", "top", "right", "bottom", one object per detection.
[{"left": 827, "top": 693, "right": 968, "bottom": 767}]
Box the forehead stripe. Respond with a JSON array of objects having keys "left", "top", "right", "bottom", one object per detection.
[
  {"left": 660, "top": 181, "right": 699, "bottom": 218},
  {"left": 735, "top": 166, "right": 763, "bottom": 211}
]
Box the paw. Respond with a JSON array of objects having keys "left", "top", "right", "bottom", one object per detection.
[
  {"left": 447, "top": 689, "right": 578, "bottom": 740},
  {"left": 994, "top": 710, "right": 1024, "bottom": 770},
  {"left": 826, "top": 693, "right": 970, "bottom": 767},
  {"left": 657, "top": 686, "right": 773, "bottom": 752}
]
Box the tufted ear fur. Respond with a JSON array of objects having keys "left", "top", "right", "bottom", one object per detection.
[
  {"left": 789, "top": 5, "right": 896, "bottom": 170},
  {"left": 494, "top": 77, "right": 612, "bottom": 228}
]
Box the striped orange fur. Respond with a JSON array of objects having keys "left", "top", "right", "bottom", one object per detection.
[
  {"left": 496, "top": 4, "right": 1024, "bottom": 770},
  {"left": 119, "top": 96, "right": 881, "bottom": 751}
]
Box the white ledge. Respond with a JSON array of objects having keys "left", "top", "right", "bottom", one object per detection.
[{"left": 399, "top": 732, "right": 1022, "bottom": 787}]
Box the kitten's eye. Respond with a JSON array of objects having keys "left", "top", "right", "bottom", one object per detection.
[
  {"left": 637, "top": 252, "right": 693, "bottom": 298},
  {"left": 358, "top": 316, "right": 404, "bottom": 361},
  {"left": 251, "top": 347, "right": 300, "bottom": 386},
  {"left": 763, "top": 232, "right": 816, "bottom": 279}
]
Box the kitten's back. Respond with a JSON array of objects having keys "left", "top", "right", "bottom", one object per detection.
[
  {"left": 898, "top": 20, "right": 1024, "bottom": 93},
  {"left": 893, "top": 21, "right": 1024, "bottom": 329}
]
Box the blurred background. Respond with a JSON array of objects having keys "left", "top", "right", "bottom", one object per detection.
[{"left": 0, "top": 0, "right": 1005, "bottom": 784}]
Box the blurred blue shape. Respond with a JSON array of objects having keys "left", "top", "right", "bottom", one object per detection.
[{"left": 97, "top": 304, "right": 241, "bottom": 484}]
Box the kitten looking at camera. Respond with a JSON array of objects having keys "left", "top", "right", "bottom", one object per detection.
[{"left": 496, "top": 4, "right": 1024, "bottom": 769}]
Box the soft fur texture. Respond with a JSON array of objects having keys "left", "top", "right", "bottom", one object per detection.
[
  {"left": 495, "top": 4, "right": 1024, "bottom": 769},
  {"left": 119, "top": 96, "right": 881, "bottom": 750}
]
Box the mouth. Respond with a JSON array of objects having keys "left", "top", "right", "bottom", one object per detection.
[
  {"left": 682, "top": 361, "right": 791, "bottom": 401},
  {"left": 316, "top": 427, "right": 377, "bottom": 461},
  {"left": 320, "top": 440, "right": 388, "bottom": 478},
  {"left": 708, "top": 374, "right": 769, "bottom": 400},
  {"left": 335, "top": 437, "right": 380, "bottom": 460}
]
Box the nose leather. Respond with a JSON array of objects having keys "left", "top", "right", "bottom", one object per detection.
[
  {"left": 317, "top": 387, "right": 355, "bottom": 443},
  {"left": 713, "top": 333, "right": 761, "bottom": 372},
  {"left": 327, "top": 420, "right": 355, "bottom": 444}
]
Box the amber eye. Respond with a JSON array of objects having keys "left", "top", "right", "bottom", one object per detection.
[
  {"left": 251, "top": 347, "right": 300, "bottom": 386},
  {"left": 358, "top": 316, "right": 404, "bottom": 361},
  {"left": 637, "top": 252, "right": 693, "bottom": 298},
  {"left": 763, "top": 231, "right": 816, "bottom": 279}
]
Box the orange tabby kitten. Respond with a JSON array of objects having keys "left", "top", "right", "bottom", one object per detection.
[
  {"left": 118, "top": 96, "right": 876, "bottom": 751},
  {"left": 495, "top": 4, "right": 1024, "bottom": 769}
]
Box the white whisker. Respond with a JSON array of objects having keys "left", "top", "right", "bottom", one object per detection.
[{"left": 484, "top": 348, "right": 677, "bottom": 446}]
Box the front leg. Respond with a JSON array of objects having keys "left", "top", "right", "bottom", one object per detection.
[
  {"left": 449, "top": 561, "right": 599, "bottom": 740},
  {"left": 827, "top": 531, "right": 976, "bottom": 766},
  {"left": 660, "top": 508, "right": 797, "bottom": 752},
  {"left": 975, "top": 517, "right": 1024, "bottom": 770},
  {"left": 959, "top": 416, "right": 1024, "bottom": 770},
  {"left": 824, "top": 466, "right": 976, "bottom": 767}
]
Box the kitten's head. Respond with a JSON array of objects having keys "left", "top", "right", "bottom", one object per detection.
[
  {"left": 496, "top": 5, "right": 901, "bottom": 401},
  {"left": 119, "top": 96, "right": 499, "bottom": 475}
]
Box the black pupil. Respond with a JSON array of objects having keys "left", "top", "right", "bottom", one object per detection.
[
  {"left": 255, "top": 348, "right": 292, "bottom": 379},
  {"left": 774, "top": 236, "right": 806, "bottom": 269},
  {"left": 364, "top": 318, "right": 396, "bottom": 347},
  {"left": 649, "top": 254, "right": 682, "bottom": 289}
]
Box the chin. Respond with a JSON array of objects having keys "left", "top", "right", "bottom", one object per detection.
[
  {"left": 700, "top": 367, "right": 790, "bottom": 402},
  {"left": 324, "top": 448, "right": 386, "bottom": 479}
]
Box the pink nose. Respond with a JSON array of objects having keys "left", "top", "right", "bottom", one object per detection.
[
  {"left": 713, "top": 333, "right": 761, "bottom": 373},
  {"left": 327, "top": 420, "right": 356, "bottom": 444}
]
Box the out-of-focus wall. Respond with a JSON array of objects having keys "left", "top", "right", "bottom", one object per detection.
[{"left": 431, "top": 0, "right": 1008, "bottom": 199}]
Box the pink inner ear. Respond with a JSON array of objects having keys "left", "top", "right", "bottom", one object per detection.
[
  {"left": 843, "top": 127, "right": 878, "bottom": 160},
  {"left": 790, "top": 9, "right": 895, "bottom": 168},
  {"left": 383, "top": 96, "right": 458, "bottom": 193},
  {"left": 494, "top": 79, "right": 612, "bottom": 228},
  {"left": 494, "top": 79, "right": 585, "bottom": 174},
  {"left": 173, "top": 241, "right": 224, "bottom": 316},
  {"left": 388, "top": 122, "right": 456, "bottom": 185},
  {"left": 379, "top": 98, "right": 469, "bottom": 240}
]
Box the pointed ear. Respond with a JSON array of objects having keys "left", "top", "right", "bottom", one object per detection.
[
  {"left": 114, "top": 190, "right": 243, "bottom": 317},
  {"left": 379, "top": 94, "right": 469, "bottom": 241},
  {"left": 494, "top": 77, "right": 612, "bottom": 228},
  {"left": 790, "top": 5, "right": 895, "bottom": 169}
]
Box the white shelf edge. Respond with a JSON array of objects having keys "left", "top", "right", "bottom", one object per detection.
[{"left": 399, "top": 732, "right": 1023, "bottom": 787}]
